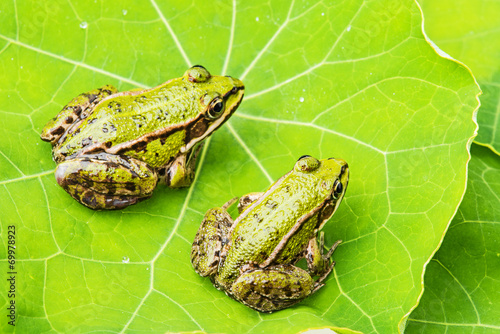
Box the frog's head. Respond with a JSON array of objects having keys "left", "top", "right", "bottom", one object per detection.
[
  {"left": 181, "top": 65, "right": 244, "bottom": 153},
  {"left": 294, "top": 155, "right": 349, "bottom": 229}
]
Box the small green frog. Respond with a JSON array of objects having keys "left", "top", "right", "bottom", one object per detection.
[
  {"left": 191, "top": 155, "right": 349, "bottom": 312},
  {"left": 41, "top": 66, "right": 244, "bottom": 209}
]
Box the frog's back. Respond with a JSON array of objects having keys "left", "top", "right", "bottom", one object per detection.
[
  {"left": 54, "top": 82, "right": 204, "bottom": 166},
  {"left": 219, "top": 172, "right": 326, "bottom": 282}
]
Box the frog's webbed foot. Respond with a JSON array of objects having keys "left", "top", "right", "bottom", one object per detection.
[
  {"left": 55, "top": 153, "right": 157, "bottom": 210},
  {"left": 237, "top": 192, "right": 264, "bottom": 213},
  {"left": 41, "top": 85, "right": 118, "bottom": 144},
  {"left": 231, "top": 264, "right": 315, "bottom": 313},
  {"left": 163, "top": 142, "right": 204, "bottom": 188},
  {"left": 306, "top": 232, "right": 341, "bottom": 292},
  {"left": 191, "top": 206, "right": 234, "bottom": 277}
]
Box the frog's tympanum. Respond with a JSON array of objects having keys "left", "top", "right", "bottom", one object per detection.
[
  {"left": 191, "top": 155, "right": 349, "bottom": 312},
  {"left": 41, "top": 66, "right": 244, "bottom": 210}
]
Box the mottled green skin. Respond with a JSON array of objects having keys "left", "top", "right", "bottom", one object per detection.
[
  {"left": 191, "top": 156, "right": 349, "bottom": 312},
  {"left": 41, "top": 66, "right": 244, "bottom": 209},
  {"left": 51, "top": 67, "right": 243, "bottom": 166}
]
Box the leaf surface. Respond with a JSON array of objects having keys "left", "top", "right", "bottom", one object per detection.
[
  {"left": 419, "top": 0, "right": 500, "bottom": 153},
  {"left": 0, "top": 1, "right": 479, "bottom": 333},
  {"left": 406, "top": 144, "right": 500, "bottom": 333}
]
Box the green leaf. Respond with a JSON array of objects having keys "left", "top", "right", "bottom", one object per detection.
[
  {"left": 405, "top": 144, "right": 500, "bottom": 333},
  {"left": 418, "top": 0, "right": 500, "bottom": 154},
  {"left": 0, "top": 1, "right": 479, "bottom": 333}
]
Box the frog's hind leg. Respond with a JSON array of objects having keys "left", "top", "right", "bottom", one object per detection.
[
  {"left": 41, "top": 85, "right": 118, "bottom": 144},
  {"left": 231, "top": 264, "right": 315, "bottom": 312},
  {"left": 55, "top": 153, "right": 157, "bottom": 210},
  {"left": 191, "top": 205, "right": 234, "bottom": 277}
]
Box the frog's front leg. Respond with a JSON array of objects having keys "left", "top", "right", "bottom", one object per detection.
[
  {"left": 55, "top": 153, "right": 157, "bottom": 210},
  {"left": 41, "top": 85, "right": 118, "bottom": 144},
  {"left": 306, "top": 232, "right": 341, "bottom": 290},
  {"left": 164, "top": 142, "right": 204, "bottom": 188},
  {"left": 191, "top": 201, "right": 235, "bottom": 276},
  {"left": 231, "top": 264, "right": 316, "bottom": 313}
]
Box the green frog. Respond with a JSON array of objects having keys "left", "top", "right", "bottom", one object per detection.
[
  {"left": 41, "top": 66, "right": 244, "bottom": 210},
  {"left": 191, "top": 155, "right": 349, "bottom": 312}
]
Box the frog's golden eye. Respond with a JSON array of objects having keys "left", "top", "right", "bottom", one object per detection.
[
  {"left": 207, "top": 97, "right": 225, "bottom": 119},
  {"left": 185, "top": 65, "right": 211, "bottom": 83},
  {"left": 334, "top": 181, "right": 343, "bottom": 194}
]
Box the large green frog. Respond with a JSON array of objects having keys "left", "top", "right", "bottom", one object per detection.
[
  {"left": 191, "top": 155, "right": 349, "bottom": 312},
  {"left": 41, "top": 66, "right": 244, "bottom": 210}
]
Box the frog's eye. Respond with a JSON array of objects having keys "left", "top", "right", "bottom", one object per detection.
[
  {"left": 207, "top": 97, "right": 225, "bottom": 119},
  {"left": 185, "top": 65, "right": 211, "bottom": 83},
  {"left": 295, "top": 155, "right": 320, "bottom": 172},
  {"left": 334, "top": 181, "right": 343, "bottom": 194}
]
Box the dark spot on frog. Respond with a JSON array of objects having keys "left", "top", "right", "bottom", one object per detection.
[
  {"left": 155, "top": 152, "right": 159, "bottom": 157},
  {"left": 129, "top": 140, "right": 147, "bottom": 152},
  {"left": 109, "top": 124, "right": 117, "bottom": 132},
  {"left": 73, "top": 106, "right": 83, "bottom": 116},
  {"left": 265, "top": 200, "right": 277, "bottom": 210},
  {"left": 88, "top": 118, "right": 97, "bottom": 124},
  {"left": 187, "top": 118, "right": 208, "bottom": 141},
  {"left": 81, "top": 191, "right": 97, "bottom": 207},
  {"left": 158, "top": 168, "right": 166, "bottom": 176},
  {"left": 253, "top": 213, "right": 263, "bottom": 223},
  {"left": 125, "top": 183, "right": 136, "bottom": 192},
  {"left": 64, "top": 116, "right": 74, "bottom": 124},
  {"left": 320, "top": 203, "right": 334, "bottom": 222},
  {"left": 105, "top": 141, "right": 113, "bottom": 148},
  {"left": 51, "top": 126, "right": 65, "bottom": 136},
  {"left": 254, "top": 297, "right": 265, "bottom": 309},
  {"left": 82, "top": 137, "right": 93, "bottom": 147},
  {"left": 105, "top": 183, "right": 118, "bottom": 195},
  {"left": 160, "top": 138, "right": 166, "bottom": 145},
  {"left": 73, "top": 128, "right": 81, "bottom": 135},
  {"left": 102, "top": 127, "right": 108, "bottom": 133},
  {"left": 86, "top": 94, "right": 98, "bottom": 103}
]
